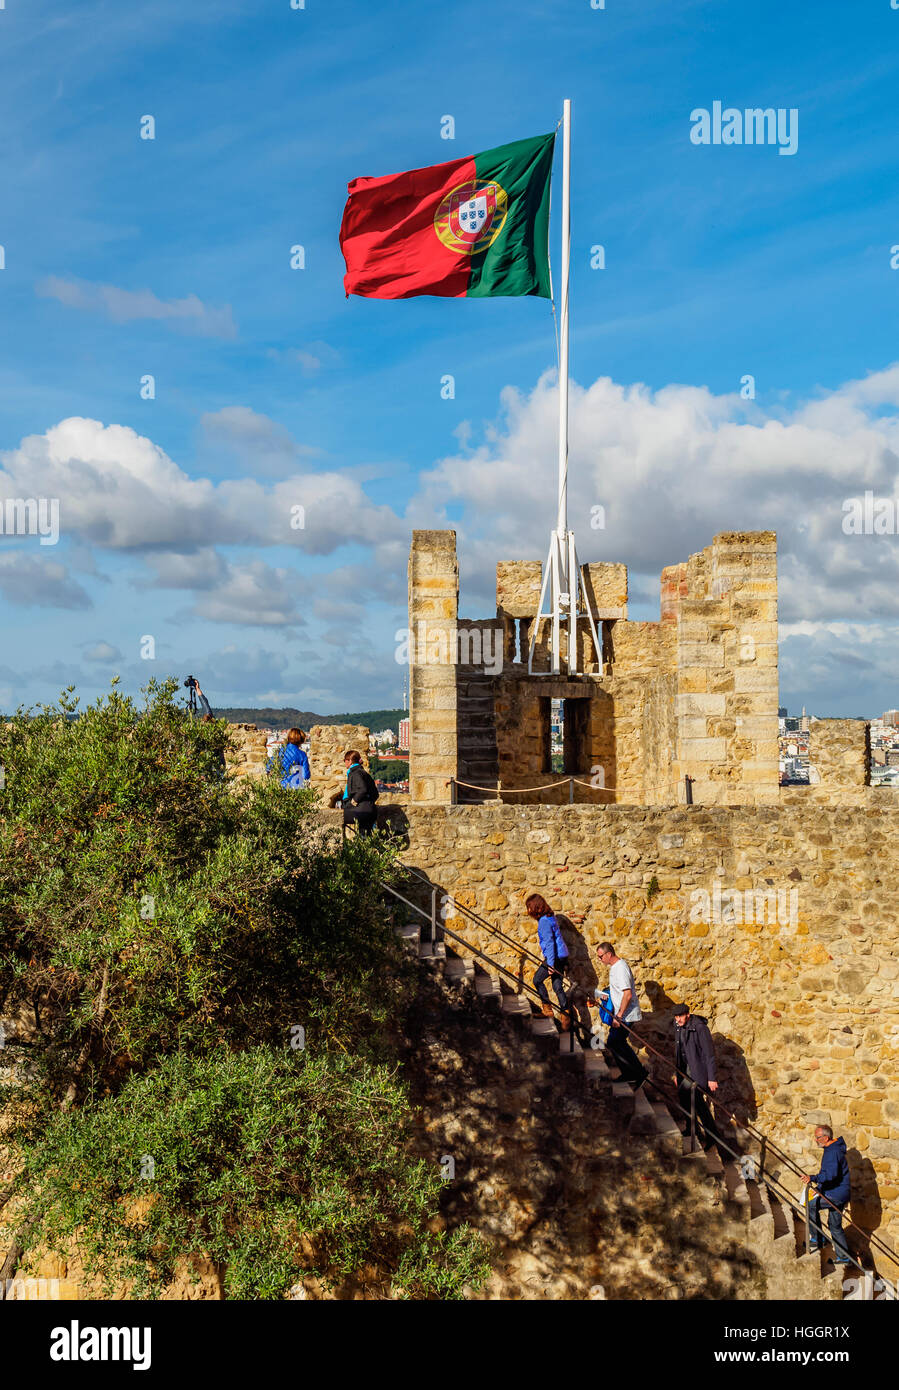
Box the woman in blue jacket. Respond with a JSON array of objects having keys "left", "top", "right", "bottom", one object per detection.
[
  {"left": 267, "top": 727, "right": 310, "bottom": 789},
  {"left": 525, "top": 893, "right": 570, "bottom": 1029}
]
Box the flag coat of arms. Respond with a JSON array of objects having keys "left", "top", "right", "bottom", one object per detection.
[{"left": 340, "top": 132, "right": 556, "bottom": 300}]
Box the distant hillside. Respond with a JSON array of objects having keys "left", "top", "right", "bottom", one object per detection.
[{"left": 213, "top": 707, "right": 406, "bottom": 733}]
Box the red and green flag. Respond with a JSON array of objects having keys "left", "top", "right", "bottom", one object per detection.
[{"left": 340, "top": 132, "right": 556, "bottom": 300}]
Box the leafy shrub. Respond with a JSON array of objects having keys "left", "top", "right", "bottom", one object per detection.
[
  {"left": 0, "top": 680, "right": 402, "bottom": 1106},
  {"left": 18, "top": 1048, "right": 487, "bottom": 1300},
  {"left": 0, "top": 682, "right": 487, "bottom": 1298}
]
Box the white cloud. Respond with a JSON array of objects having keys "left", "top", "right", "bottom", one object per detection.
[
  {"left": 188, "top": 560, "right": 308, "bottom": 627},
  {"left": 35, "top": 276, "right": 238, "bottom": 340},
  {"left": 201, "top": 406, "right": 320, "bottom": 475},
  {"left": 265, "top": 342, "right": 341, "bottom": 372},
  {"left": 0, "top": 552, "right": 91, "bottom": 609},
  {"left": 7, "top": 365, "right": 899, "bottom": 713},
  {"left": 0, "top": 416, "right": 404, "bottom": 556},
  {"left": 411, "top": 365, "right": 899, "bottom": 628},
  {"left": 83, "top": 641, "right": 122, "bottom": 662}
]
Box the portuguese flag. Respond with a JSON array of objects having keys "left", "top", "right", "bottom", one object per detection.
[{"left": 340, "top": 132, "right": 556, "bottom": 300}]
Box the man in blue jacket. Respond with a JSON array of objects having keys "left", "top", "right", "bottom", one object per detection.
[{"left": 803, "top": 1126, "right": 852, "bottom": 1265}]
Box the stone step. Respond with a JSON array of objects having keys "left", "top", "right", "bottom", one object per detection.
[
  {"left": 558, "top": 1030, "right": 583, "bottom": 1060},
  {"left": 584, "top": 1048, "right": 614, "bottom": 1080},
  {"left": 474, "top": 970, "right": 501, "bottom": 999},
  {"left": 759, "top": 1185, "right": 796, "bottom": 1267},
  {"left": 722, "top": 1160, "right": 751, "bottom": 1208},
  {"left": 397, "top": 923, "right": 421, "bottom": 949},
  {"left": 650, "top": 1101, "right": 683, "bottom": 1147},
  {"left": 679, "top": 1144, "right": 724, "bottom": 1178},
  {"left": 789, "top": 1208, "right": 864, "bottom": 1301},
  {"left": 629, "top": 1086, "right": 658, "bottom": 1135},
  {"left": 819, "top": 1262, "right": 849, "bottom": 1302},
  {"left": 419, "top": 940, "right": 447, "bottom": 965},
  {"left": 530, "top": 1015, "right": 557, "bottom": 1038},
  {"left": 611, "top": 1082, "right": 636, "bottom": 1119},
  {"left": 500, "top": 993, "right": 531, "bottom": 1017},
  {"left": 745, "top": 1179, "right": 776, "bottom": 1250},
  {"left": 444, "top": 955, "right": 475, "bottom": 983}
]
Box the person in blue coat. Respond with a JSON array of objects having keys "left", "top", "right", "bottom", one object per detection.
[
  {"left": 267, "top": 727, "right": 310, "bottom": 789},
  {"left": 525, "top": 893, "right": 570, "bottom": 1030},
  {"left": 803, "top": 1125, "right": 852, "bottom": 1264}
]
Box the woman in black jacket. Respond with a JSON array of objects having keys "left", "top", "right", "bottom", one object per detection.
[{"left": 341, "top": 750, "right": 379, "bottom": 836}]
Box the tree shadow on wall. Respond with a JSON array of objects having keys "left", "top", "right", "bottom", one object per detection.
[
  {"left": 375, "top": 805, "right": 411, "bottom": 847},
  {"left": 395, "top": 955, "right": 768, "bottom": 1301}
]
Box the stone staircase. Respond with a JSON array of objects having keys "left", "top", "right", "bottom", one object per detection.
[
  {"left": 400, "top": 919, "right": 874, "bottom": 1302},
  {"left": 455, "top": 672, "right": 498, "bottom": 803}
]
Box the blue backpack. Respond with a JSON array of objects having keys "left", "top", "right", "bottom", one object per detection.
[{"left": 597, "top": 989, "right": 615, "bottom": 1026}]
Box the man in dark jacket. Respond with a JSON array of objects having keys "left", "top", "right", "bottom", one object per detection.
[
  {"left": 803, "top": 1126, "right": 852, "bottom": 1265},
  {"left": 673, "top": 1004, "right": 726, "bottom": 1160},
  {"left": 341, "top": 750, "right": 379, "bottom": 836}
]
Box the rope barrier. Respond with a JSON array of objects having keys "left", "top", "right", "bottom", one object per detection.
[{"left": 451, "top": 776, "right": 626, "bottom": 794}]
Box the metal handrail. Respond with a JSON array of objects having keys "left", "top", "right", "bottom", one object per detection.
[
  {"left": 390, "top": 869, "right": 899, "bottom": 1279},
  {"left": 400, "top": 862, "right": 575, "bottom": 985},
  {"left": 633, "top": 1065, "right": 877, "bottom": 1284},
  {"left": 385, "top": 884, "right": 579, "bottom": 1051},
  {"left": 611, "top": 1013, "right": 899, "bottom": 1276}
]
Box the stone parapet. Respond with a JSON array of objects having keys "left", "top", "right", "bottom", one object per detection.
[
  {"left": 808, "top": 719, "right": 871, "bottom": 789},
  {"left": 308, "top": 723, "right": 372, "bottom": 806}
]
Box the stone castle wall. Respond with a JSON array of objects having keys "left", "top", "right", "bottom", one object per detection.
[
  {"left": 391, "top": 802, "right": 899, "bottom": 1258},
  {"left": 225, "top": 722, "right": 270, "bottom": 779},
  {"left": 408, "top": 530, "right": 459, "bottom": 803},
  {"left": 408, "top": 529, "right": 783, "bottom": 808}
]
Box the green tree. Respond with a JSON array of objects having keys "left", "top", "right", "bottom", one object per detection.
[
  {"left": 0, "top": 681, "right": 487, "bottom": 1298},
  {"left": 18, "top": 1049, "right": 485, "bottom": 1300}
]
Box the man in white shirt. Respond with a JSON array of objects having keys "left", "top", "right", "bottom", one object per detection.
[{"left": 595, "top": 941, "right": 648, "bottom": 1089}]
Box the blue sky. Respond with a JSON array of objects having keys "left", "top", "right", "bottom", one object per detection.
[{"left": 2, "top": 0, "right": 899, "bottom": 716}]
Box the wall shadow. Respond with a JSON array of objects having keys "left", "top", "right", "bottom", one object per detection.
[
  {"left": 846, "top": 1150, "right": 884, "bottom": 1271},
  {"left": 633, "top": 981, "right": 759, "bottom": 1129}
]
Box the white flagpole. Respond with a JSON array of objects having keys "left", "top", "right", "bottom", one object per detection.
[
  {"left": 529, "top": 97, "right": 586, "bottom": 679},
  {"left": 553, "top": 98, "right": 572, "bottom": 674},
  {"left": 557, "top": 98, "right": 571, "bottom": 547}
]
